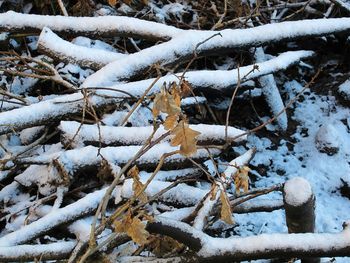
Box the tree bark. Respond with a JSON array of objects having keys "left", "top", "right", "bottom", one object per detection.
[{"left": 283, "top": 177, "right": 319, "bottom": 263}]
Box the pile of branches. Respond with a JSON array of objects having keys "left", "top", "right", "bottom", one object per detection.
[{"left": 0, "top": 0, "right": 349, "bottom": 262}]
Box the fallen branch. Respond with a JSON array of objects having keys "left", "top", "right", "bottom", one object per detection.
[
  {"left": 0, "top": 11, "right": 182, "bottom": 41},
  {"left": 59, "top": 121, "right": 246, "bottom": 147},
  {"left": 254, "top": 47, "right": 288, "bottom": 131},
  {"left": 38, "top": 27, "right": 127, "bottom": 70},
  {"left": 0, "top": 50, "right": 312, "bottom": 135},
  {"left": 82, "top": 18, "right": 350, "bottom": 87},
  {"left": 147, "top": 217, "right": 350, "bottom": 262},
  {"left": 0, "top": 188, "right": 107, "bottom": 246},
  {"left": 16, "top": 143, "right": 221, "bottom": 175},
  {"left": 0, "top": 241, "right": 76, "bottom": 262}
]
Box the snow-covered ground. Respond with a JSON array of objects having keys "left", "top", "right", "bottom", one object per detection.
[{"left": 230, "top": 79, "right": 350, "bottom": 262}]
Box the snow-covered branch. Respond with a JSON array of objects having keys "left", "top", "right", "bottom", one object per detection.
[
  {"left": 147, "top": 217, "right": 350, "bottom": 262},
  {"left": 38, "top": 27, "right": 126, "bottom": 70},
  {"left": 59, "top": 121, "right": 246, "bottom": 147},
  {"left": 0, "top": 11, "right": 182, "bottom": 40},
  {"left": 0, "top": 241, "right": 76, "bottom": 262},
  {"left": 82, "top": 18, "right": 350, "bottom": 87},
  {"left": 17, "top": 143, "right": 221, "bottom": 174},
  {"left": 0, "top": 50, "right": 312, "bottom": 135},
  {"left": 254, "top": 47, "right": 288, "bottom": 130},
  {"left": 0, "top": 188, "right": 107, "bottom": 246}
]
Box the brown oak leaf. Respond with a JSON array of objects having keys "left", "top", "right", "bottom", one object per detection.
[{"left": 170, "top": 120, "right": 200, "bottom": 156}]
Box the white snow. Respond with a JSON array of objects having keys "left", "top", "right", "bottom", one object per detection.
[
  {"left": 38, "top": 27, "right": 126, "bottom": 69},
  {"left": 315, "top": 123, "right": 342, "bottom": 154},
  {"left": 0, "top": 50, "right": 312, "bottom": 135},
  {"left": 338, "top": 79, "right": 350, "bottom": 100},
  {"left": 59, "top": 121, "right": 246, "bottom": 147},
  {"left": 284, "top": 177, "right": 313, "bottom": 206},
  {"left": 82, "top": 17, "right": 350, "bottom": 87},
  {"left": 153, "top": 217, "right": 350, "bottom": 258},
  {"left": 254, "top": 47, "right": 288, "bottom": 130},
  {"left": 121, "top": 179, "right": 208, "bottom": 206},
  {"left": 223, "top": 149, "right": 255, "bottom": 180},
  {"left": 18, "top": 143, "right": 221, "bottom": 175},
  {"left": 0, "top": 241, "right": 76, "bottom": 260},
  {"left": 0, "top": 11, "right": 182, "bottom": 40},
  {"left": 0, "top": 187, "right": 107, "bottom": 246}
]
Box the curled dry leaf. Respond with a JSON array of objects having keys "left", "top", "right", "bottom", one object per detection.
[
  {"left": 210, "top": 184, "right": 219, "bottom": 201},
  {"left": 220, "top": 190, "right": 234, "bottom": 224},
  {"left": 108, "top": 0, "right": 117, "bottom": 6},
  {"left": 114, "top": 212, "right": 150, "bottom": 245},
  {"left": 97, "top": 159, "right": 114, "bottom": 181},
  {"left": 148, "top": 235, "right": 183, "bottom": 256},
  {"left": 129, "top": 165, "right": 148, "bottom": 203},
  {"left": 170, "top": 120, "right": 201, "bottom": 156},
  {"left": 164, "top": 114, "right": 179, "bottom": 130},
  {"left": 152, "top": 87, "right": 180, "bottom": 118},
  {"left": 233, "top": 166, "right": 250, "bottom": 195},
  {"left": 180, "top": 80, "right": 192, "bottom": 97},
  {"left": 170, "top": 84, "right": 181, "bottom": 107}
]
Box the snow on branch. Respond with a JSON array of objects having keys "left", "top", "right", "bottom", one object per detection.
[
  {"left": 38, "top": 27, "right": 126, "bottom": 70},
  {"left": 120, "top": 179, "right": 209, "bottom": 206},
  {"left": 82, "top": 17, "right": 350, "bottom": 87},
  {"left": 0, "top": 93, "right": 85, "bottom": 135},
  {"left": 0, "top": 11, "right": 182, "bottom": 41},
  {"left": 17, "top": 143, "right": 221, "bottom": 174},
  {"left": 223, "top": 148, "right": 256, "bottom": 180},
  {"left": 147, "top": 217, "right": 350, "bottom": 262},
  {"left": 59, "top": 121, "right": 246, "bottom": 147},
  {"left": 0, "top": 241, "right": 76, "bottom": 262},
  {"left": 94, "top": 50, "right": 314, "bottom": 98},
  {"left": 0, "top": 50, "right": 312, "bottom": 135},
  {"left": 254, "top": 47, "right": 288, "bottom": 131},
  {"left": 0, "top": 188, "right": 107, "bottom": 246}
]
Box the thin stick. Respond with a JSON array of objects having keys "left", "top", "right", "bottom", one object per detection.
[
  {"left": 120, "top": 76, "right": 161, "bottom": 126},
  {"left": 57, "top": 0, "right": 69, "bottom": 16}
]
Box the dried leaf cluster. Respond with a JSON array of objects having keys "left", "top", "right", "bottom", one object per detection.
[
  {"left": 114, "top": 211, "right": 150, "bottom": 245},
  {"left": 233, "top": 166, "right": 250, "bottom": 195},
  {"left": 153, "top": 83, "right": 201, "bottom": 156}
]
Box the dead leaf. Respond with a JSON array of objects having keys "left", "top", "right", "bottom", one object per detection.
[
  {"left": 210, "top": 184, "right": 219, "bottom": 201},
  {"left": 108, "top": 0, "right": 117, "bottom": 6},
  {"left": 114, "top": 212, "right": 150, "bottom": 245},
  {"left": 127, "top": 216, "right": 149, "bottom": 245},
  {"left": 233, "top": 166, "right": 250, "bottom": 195},
  {"left": 170, "top": 84, "right": 181, "bottom": 108},
  {"left": 180, "top": 80, "right": 192, "bottom": 97},
  {"left": 128, "top": 165, "right": 139, "bottom": 178},
  {"left": 97, "top": 159, "right": 114, "bottom": 181},
  {"left": 164, "top": 114, "right": 178, "bottom": 130},
  {"left": 152, "top": 88, "right": 180, "bottom": 118},
  {"left": 170, "top": 120, "right": 201, "bottom": 156},
  {"left": 220, "top": 190, "right": 234, "bottom": 224},
  {"left": 129, "top": 166, "right": 148, "bottom": 203},
  {"left": 148, "top": 235, "right": 183, "bottom": 256}
]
